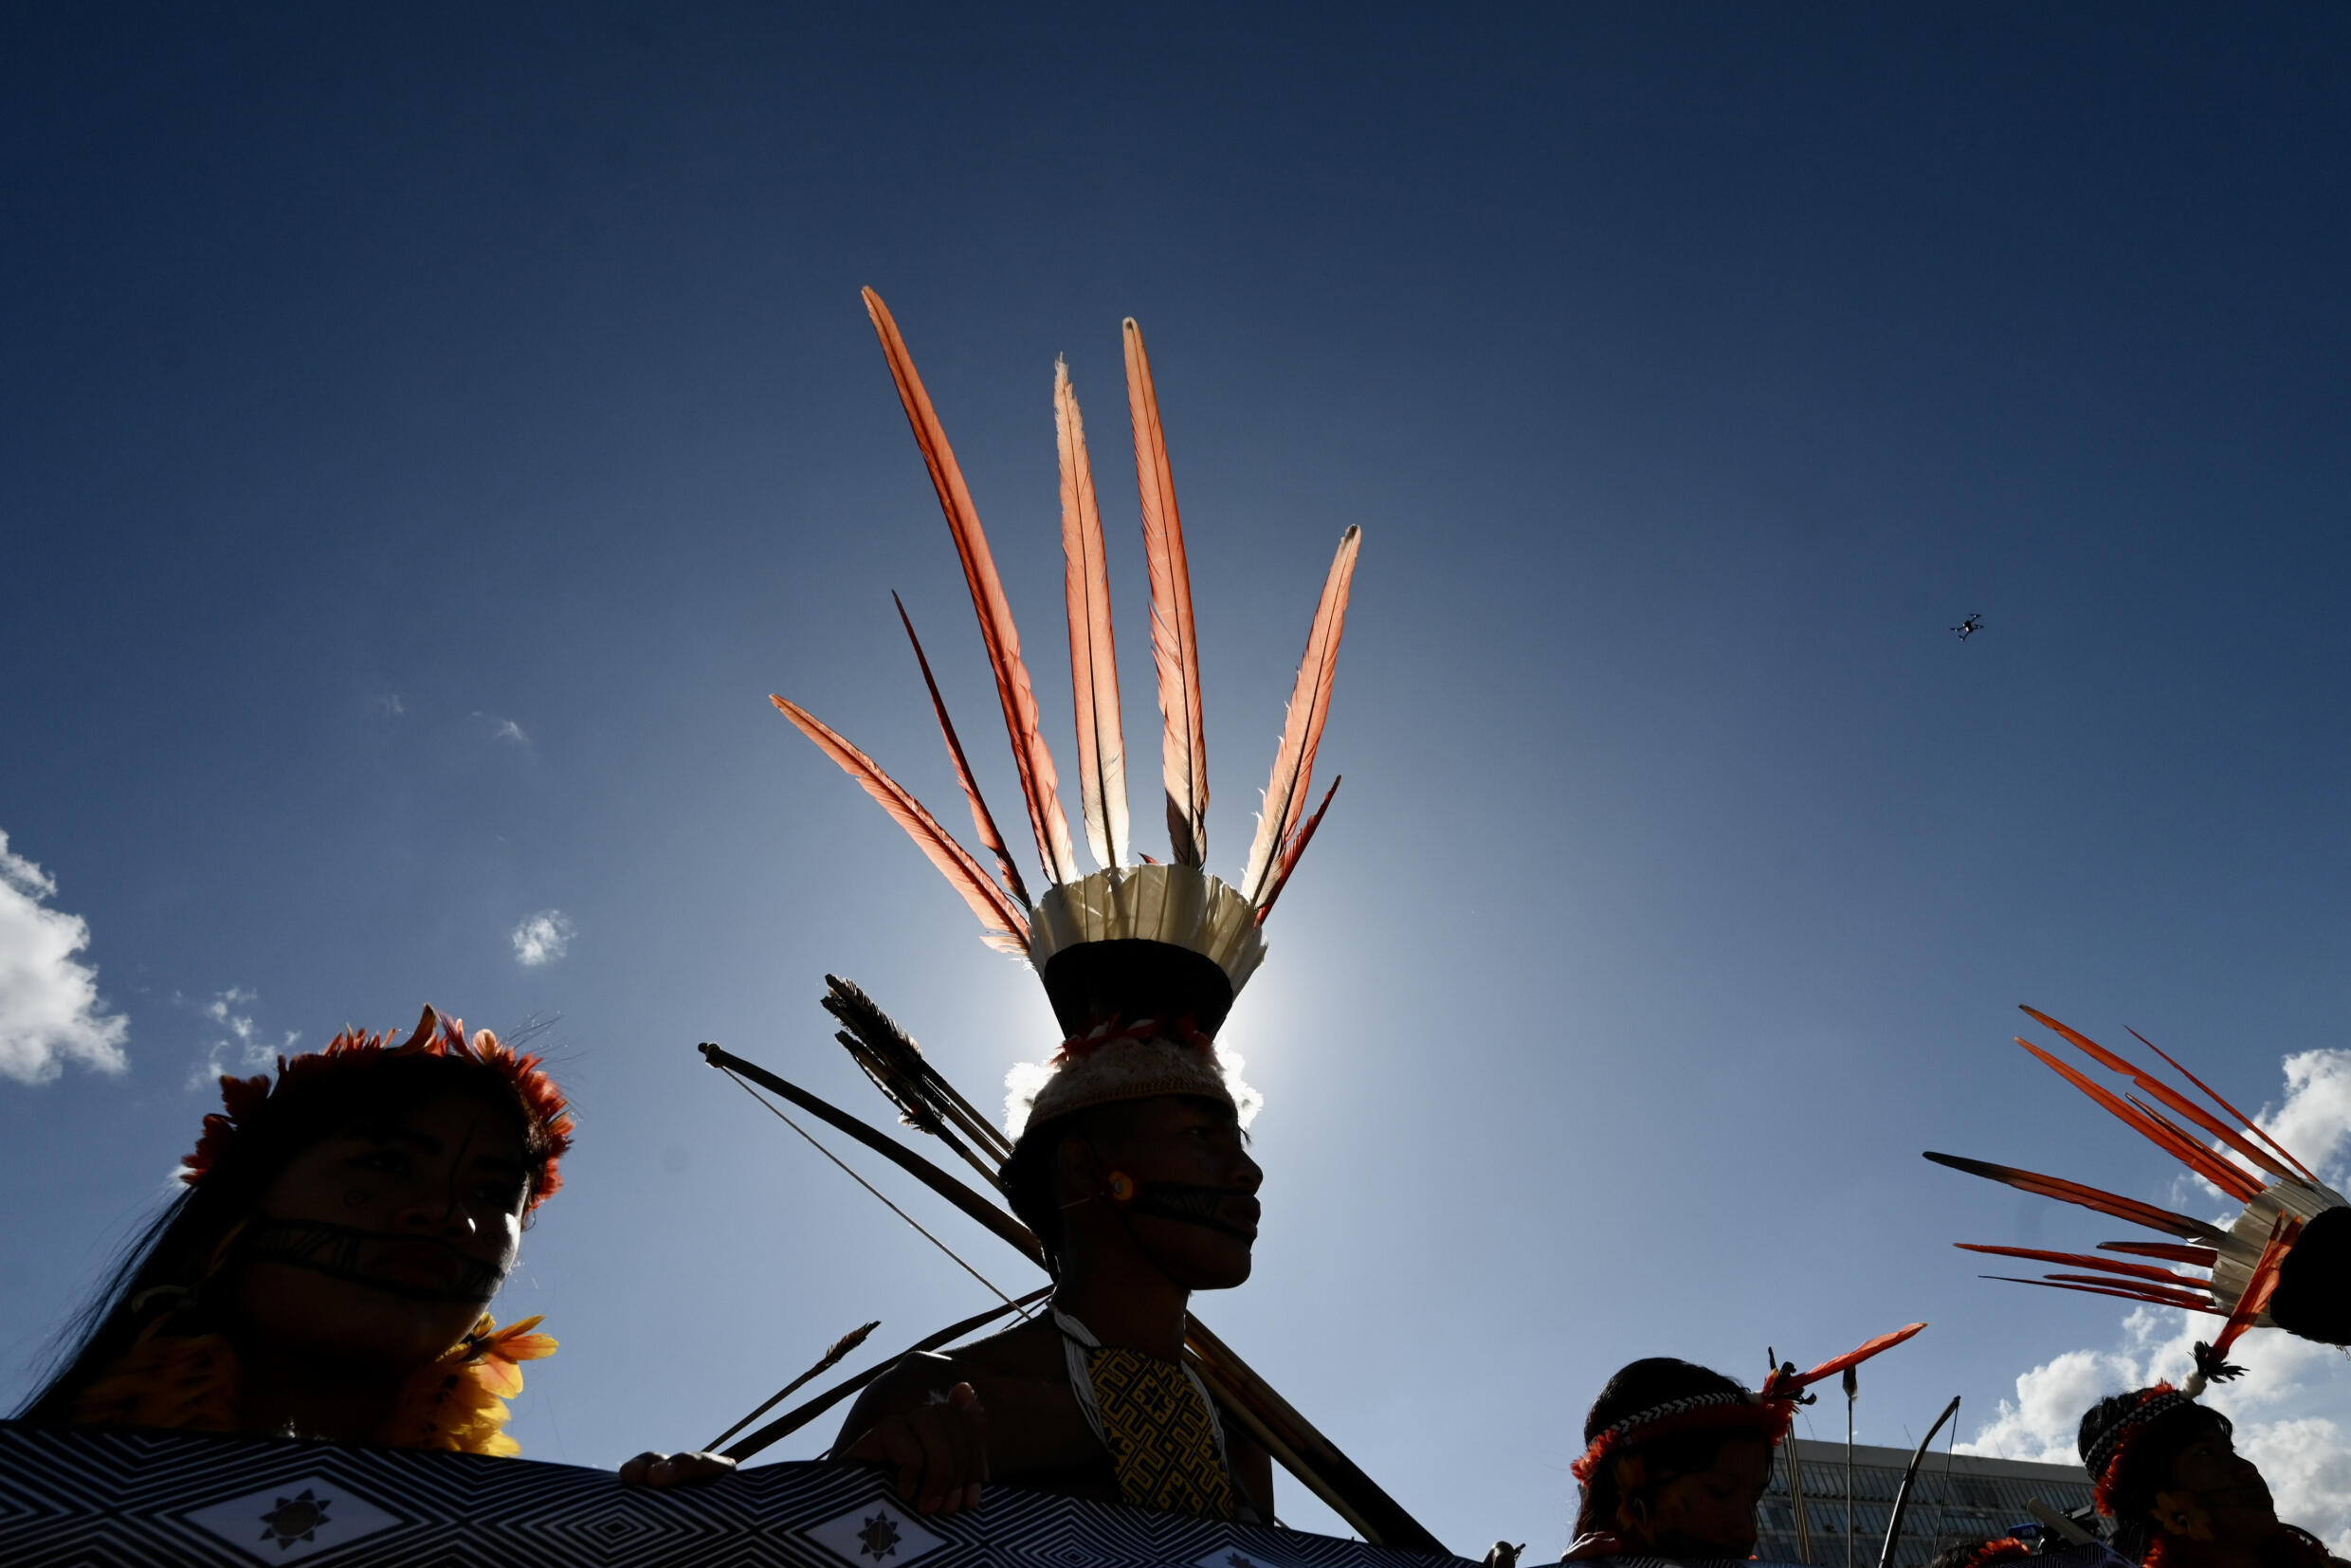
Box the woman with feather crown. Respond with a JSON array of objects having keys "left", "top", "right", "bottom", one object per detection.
[
  {"left": 769, "top": 290, "right": 1360, "bottom": 1521},
  {"left": 17, "top": 1007, "right": 568, "bottom": 1457}
]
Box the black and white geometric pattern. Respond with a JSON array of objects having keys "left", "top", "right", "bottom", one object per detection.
[{"left": 0, "top": 1423, "right": 1473, "bottom": 1568}]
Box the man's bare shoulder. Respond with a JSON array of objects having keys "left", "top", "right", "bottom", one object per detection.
[
  {"left": 932, "top": 1317, "right": 1065, "bottom": 1380},
  {"left": 835, "top": 1317, "right": 1067, "bottom": 1439}
]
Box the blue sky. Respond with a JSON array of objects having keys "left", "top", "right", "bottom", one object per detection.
[{"left": 5, "top": 3, "right": 2350, "bottom": 1552}]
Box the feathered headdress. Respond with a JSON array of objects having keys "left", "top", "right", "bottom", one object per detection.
[
  {"left": 1568, "top": 1323, "right": 1925, "bottom": 1484},
  {"left": 775, "top": 291, "right": 1360, "bottom": 1139},
  {"left": 182, "top": 1006, "right": 574, "bottom": 1210},
  {"left": 1926, "top": 1006, "right": 2345, "bottom": 1393}
]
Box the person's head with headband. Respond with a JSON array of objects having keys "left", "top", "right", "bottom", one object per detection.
[{"left": 19, "top": 1007, "right": 569, "bottom": 1455}]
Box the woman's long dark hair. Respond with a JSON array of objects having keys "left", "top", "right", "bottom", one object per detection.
[
  {"left": 1575, "top": 1358, "right": 1756, "bottom": 1540},
  {"left": 15, "top": 1053, "right": 546, "bottom": 1424}
]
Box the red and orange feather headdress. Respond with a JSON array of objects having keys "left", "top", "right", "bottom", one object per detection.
[
  {"left": 181, "top": 1006, "right": 574, "bottom": 1210},
  {"left": 775, "top": 292, "right": 1362, "bottom": 1136},
  {"left": 1569, "top": 1322, "right": 1926, "bottom": 1484},
  {"left": 1927, "top": 1007, "right": 2339, "bottom": 1392}
]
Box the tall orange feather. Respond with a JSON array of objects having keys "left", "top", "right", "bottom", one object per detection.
[
  {"left": 772, "top": 697, "right": 1030, "bottom": 955},
  {"left": 1241, "top": 527, "right": 1360, "bottom": 908},
  {"left": 1056, "top": 356, "right": 1127, "bottom": 871},
  {"left": 862, "top": 288, "right": 1078, "bottom": 886},
  {"left": 1956, "top": 1244, "right": 2214, "bottom": 1289},
  {"left": 2041, "top": 1274, "right": 2224, "bottom": 1310},
  {"left": 2100, "top": 1241, "right": 2223, "bottom": 1267},
  {"left": 2020, "top": 1008, "right": 2299, "bottom": 1181},
  {"left": 1923, "top": 1151, "right": 2230, "bottom": 1240},
  {"left": 1983, "top": 1275, "right": 2229, "bottom": 1316},
  {"left": 2014, "top": 1039, "right": 2265, "bottom": 1202},
  {"left": 1785, "top": 1322, "right": 1926, "bottom": 1389},
  {"left": 1123, "top": 318, "right": 1209, "bottom": 866},
  {"left": 2125, "top": 1025, "right": 2320, "bottom": 1182}
]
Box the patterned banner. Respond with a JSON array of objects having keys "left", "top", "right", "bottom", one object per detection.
[{"left": 0, "top": 1423, "right": 1472, "bottom": 1568}]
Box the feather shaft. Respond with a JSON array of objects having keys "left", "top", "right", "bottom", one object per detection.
[
  {"left": 2040, "top": 1275, "right": 2223, "bottom": 1310},
  {"left": 1242, "top": 527, "right": 1361, "bottom": 907},
  {"left": 2100, "top": 1241, "right": 2223, "bottom": 1267},
  {"left": 2015, "top": 1039, "right": 2265, "bottom": 1201},
  {"left": 705, "top": 1320, "right": 880, "bottom": 1451},
  {"left": 1923, "top": 1150, "right": 2229, "bottom": 1240},
  {"left": 1123, "top": 318, "right": 1208, "bottom": 866},
  {"left": 2021, "top": 1008, "right": 2298, "bottom": 1181},
  {"left": 2126, "top": 1026, "right": 2320, "bottom": 1182},
  {"left": 1956, "top": 1244, "right": 2212, "bottom": 1288},
  {"left": 1254, "top": 775, "right": 1340, "bottom": 923},
  {"left": 893, "top": 594, "right": 1030, "bottom": 909},
  {"left": 1789, "top": 1322, "right": 1926, "bottom": 1389},
  {"left": 1056, "top": 356, "right": 1127, "bottom": 870},
  {"left": 1981, "top": 1275, "right": 2230, "bottom": 1316},
  {"left": 772, "top": 697, "right": 1030, "bottom": 954},
  {"left": 863, "top": 288, "right": 1077, "bottom": 885}
]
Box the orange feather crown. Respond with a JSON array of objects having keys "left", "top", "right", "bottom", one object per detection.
[
  {"left": 1569, "top": 1323, "right": 1927, "bottom": 1486},
  {"left": 776, "top": 291, "right": 1363, "bottom": 1137},
  {"left": 1930, "top": 1008, "right": 2343, "bottom": 1361},
  {"left": 2086, "top": 1383, "right": 2202, "bottom": 1516},
  {"left": 180, "top": 1007, "right": 574, "bottom": 1210}
]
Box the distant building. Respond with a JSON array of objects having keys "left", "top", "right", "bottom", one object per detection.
[{"left": 1757, "top": 1437, "right": 2096, "bottom": 1568}]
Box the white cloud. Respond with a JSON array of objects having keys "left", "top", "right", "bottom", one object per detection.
[
  {"left": 0, "top": 830, "right": 130, "bottom": 1084},
  {"left": 511, "top": 910, "right": 574, "bottom": 967},
  {"left": 184, "top": 987, "right": 290, "bottom": 1088},
  {"left": 473, "top": 711, "right": 529, "bottom": 744},
  {"left": 2256, "top": 1050, "right": 2351, "bottom": 1179},
  {"left": 1957, "top": 1048, "right": 2351, "bottom": 1550},
  {"left": 374, "top": 692, "right": 405, "bottom": 716}
]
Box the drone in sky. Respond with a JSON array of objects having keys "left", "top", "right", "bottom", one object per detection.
[{"left": 1951, "top": 612, "right": 1983, "bottom": 642}]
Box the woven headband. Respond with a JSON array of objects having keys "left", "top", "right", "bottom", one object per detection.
[
  {"left": 181, "top": 1006, "right": 574, "bottom": 1211},
  {"left": 1570, "top": 1391, "right": 1794, "bottom": 1484},
  {"left": 2086, "top": 1385, "right": 2197, "bottom": 1509}
]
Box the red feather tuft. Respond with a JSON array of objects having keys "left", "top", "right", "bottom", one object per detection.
[{"left": 181, "top": 1006, "right": 574, "bottom": 1208}]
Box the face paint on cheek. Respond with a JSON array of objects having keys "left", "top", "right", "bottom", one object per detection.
[
  {"left": 1123, "top": 1179, "right": 1259, "bottom": 1239},
  {"left": 242, "top": 1218, "right": 505, "bottom": 1303}
]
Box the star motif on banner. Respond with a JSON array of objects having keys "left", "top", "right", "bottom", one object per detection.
[
  {"left": 257, "top": 1489, "right": 332, "bottom": 1549},
  {"left": 857, "top": 1513, "right": 902, "bottom": 1559}
]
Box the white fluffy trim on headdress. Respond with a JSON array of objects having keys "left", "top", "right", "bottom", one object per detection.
[{"left": 1003, "top": 1033, "right": 1261, "bottom": 1140}]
